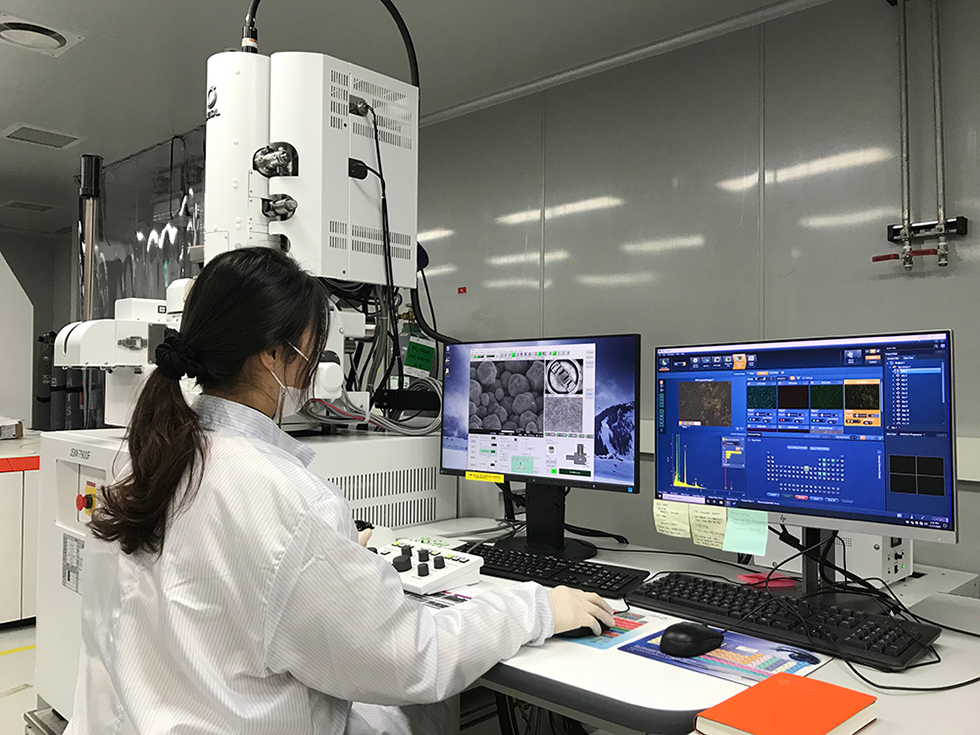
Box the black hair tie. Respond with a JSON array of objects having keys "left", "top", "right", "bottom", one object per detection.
[{"left": 155, "top": 328, "right": 205, "bottom": 381}]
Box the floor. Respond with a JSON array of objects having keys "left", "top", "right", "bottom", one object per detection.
[{"left": 0, "top": 623, "right": 35, "bottom": 735}]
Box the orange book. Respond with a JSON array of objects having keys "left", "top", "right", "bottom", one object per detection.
[{"left": 694, "top": 673, "right": 877, "bottom": 735}]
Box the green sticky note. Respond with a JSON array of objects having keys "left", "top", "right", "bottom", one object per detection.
[{"left": 722, "top": 507, "right": 769, "bottom": 557}]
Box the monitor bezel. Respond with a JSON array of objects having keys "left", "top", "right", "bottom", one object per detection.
[
  {"left": 440, "top": 332, "right": 642, "bottom": 494},
  {"left": 654, "top": 330, "right": 957, "bottom": 544}
]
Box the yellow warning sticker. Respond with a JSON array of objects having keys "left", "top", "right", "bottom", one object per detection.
[{"left": 465, "top": 471, "right": 505, "bottom": 483}]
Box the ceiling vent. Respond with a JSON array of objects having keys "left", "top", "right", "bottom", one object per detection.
[
  {"left": 0, "top": 14, "right": 83, "bottom": 57},
  {"left": 0, "top": 200, "right": 56, "bottom": 214},
  {"left": 1, "top": 123, "right": 85, "bottom": 150}
]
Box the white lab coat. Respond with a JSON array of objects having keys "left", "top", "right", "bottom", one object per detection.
[{"left": 65, "top": 396, "right": 554, "bottom": 735}]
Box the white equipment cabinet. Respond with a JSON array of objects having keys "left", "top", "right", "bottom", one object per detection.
[
  {"left": 35, "top": 429, "right": 455, "bottom": 721},
  {"left": 0, "top": 436, "right": 39, "bottom": 625},
  {"left": 203, "top": 50, "right": 419, "bottom": 287}
]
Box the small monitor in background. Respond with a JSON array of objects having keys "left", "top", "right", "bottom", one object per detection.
[{"left": 441, "top": 334, "right": 640, "bottom": 561}]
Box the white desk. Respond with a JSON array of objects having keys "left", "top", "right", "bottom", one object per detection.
[{"left": 404, "top": 518, "right": 980, "bottom": 735}]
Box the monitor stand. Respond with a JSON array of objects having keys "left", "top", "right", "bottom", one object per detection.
[
  {"left": 798, "top": 527, "right": 881, "bottom": 612},
  {"left": 493, "top": 482, "right": 598, "bottom": 561}
]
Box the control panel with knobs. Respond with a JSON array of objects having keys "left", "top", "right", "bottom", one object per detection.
[{"left": 377, "top": 540, "right": 484, "bottom": 595}]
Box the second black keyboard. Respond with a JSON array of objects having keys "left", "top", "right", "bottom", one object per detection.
[
  {"left": 625, "top": 572, "right": 942, "bottom": 672},
  {"left": 470, "top": 544, "right": 648, "bottom": 598}
]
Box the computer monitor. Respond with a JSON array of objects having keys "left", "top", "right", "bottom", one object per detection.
[
  {"left": 655, "top": 331, "right": 956, "bottom": 586},
  {"left": 441, "top": 334, "right": 640, "bottom": 560}
]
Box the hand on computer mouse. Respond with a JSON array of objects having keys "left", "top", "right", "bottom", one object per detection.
[
  {"left": 547, "top": 586, "right": 615, "bottom": 636},
  {"left": 357, "top": 528, "right": 373, "bottom": 546}
]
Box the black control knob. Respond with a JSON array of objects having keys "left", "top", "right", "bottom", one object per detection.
[
  {"left": 418, "top": 549, "right": 430, "bottom": 562},
  {"left": 433, "top": 556, "right": 446, "bottom": 570},
  {"left": 368, "top": 547, "right": 378, "bottom": 554},
  {"left": 393, "top": 556, "right": 412, "bottom": 573},
  {"left": 417, "top": 563, "right": 429, "bottom": 577},
  {"left": 399, "top": 545, "right": 412, "bottom": 556}
]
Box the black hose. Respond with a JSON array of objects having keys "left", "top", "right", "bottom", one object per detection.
[
  {"left": 238, "top": 0, "right": 418, "bottom": 89},
  {"left": 377, "top": 0, "right": 419, "bottom": 87},
  {"left": 411, "top": 287, "right": 460, "bottom": 344}
]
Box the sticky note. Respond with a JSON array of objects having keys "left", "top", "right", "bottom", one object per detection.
[
  {"left": 722, "top": 507, "right": 769, "bottom": 556},
  {"left": 689, "top": 505, "right": 727, "bottom": 549},
  {"left": 465, "top": 471, "right": 504, "bottom": 483},
  {"left": 654, "top": 499, "right": 691, "bottom": 538}
]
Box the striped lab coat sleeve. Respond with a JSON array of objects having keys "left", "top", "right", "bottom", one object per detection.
[{"left": 263, "top": 495, "right": 555, "bottom": 706}]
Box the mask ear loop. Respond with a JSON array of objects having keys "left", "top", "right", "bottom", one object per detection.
[{"left": 269, "top": 368, "right": 288, "bottom": 427}]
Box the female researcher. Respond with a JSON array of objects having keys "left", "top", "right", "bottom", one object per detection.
[{"left": 66, "top": 247, "right": 613, "bottom": 735}]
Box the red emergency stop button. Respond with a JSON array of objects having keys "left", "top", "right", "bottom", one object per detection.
[{"left": 76, "top": 494, "right": 94, "bottom": 511}]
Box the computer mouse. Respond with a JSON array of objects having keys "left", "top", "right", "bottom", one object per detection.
[
  {"left": 659, "top": 622, "right": 724, "bottom": 657},
  {"left": 557, "top": 621, "right": 612, "bottom": 639}
]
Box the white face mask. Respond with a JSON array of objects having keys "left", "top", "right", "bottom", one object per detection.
[{"left": 269, "top": 342, "right": 311, "bottom": 425}]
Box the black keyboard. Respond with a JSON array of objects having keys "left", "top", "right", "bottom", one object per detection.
[
  {"left": 470, "top": 544, "right": 648, "bottom": 598},
  {"left": 626, "top": 573, "right": 942, "bottom": 672}
]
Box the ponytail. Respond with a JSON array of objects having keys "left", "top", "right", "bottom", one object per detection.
[{"left": 91, "top": 369, "right": 206, "bottom": 554}]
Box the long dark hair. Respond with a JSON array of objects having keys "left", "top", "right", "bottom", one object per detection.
[{"left": 91, "top": 247, "right": 329, "bottom": 554}]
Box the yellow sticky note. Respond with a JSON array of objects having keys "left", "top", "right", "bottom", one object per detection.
[
  {"left": 653, "top": 499, "right": 691, "bottom": 538},
  {"left": 722, "top": 507, "right": 769, "bottom": 556},
  {"left": 689, "top": 505, "right": 727, "bottom": 549},
  {"left": 465, "top": 471, "right": 505, "bottom": 483}
]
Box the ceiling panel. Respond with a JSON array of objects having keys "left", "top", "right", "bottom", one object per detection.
[{"left": 0, "top": 0, "right": 814, "bottom": 233}]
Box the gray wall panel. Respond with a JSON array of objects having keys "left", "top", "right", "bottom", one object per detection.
[
  {"left": 541, "top": 29, "right": 763, "bottom": 420},
  {"left": 763, "top": 0, "right": 980, "bottom": 436},
  {"left": 418, "top": 97, "right": 545, "bottom": 341}
]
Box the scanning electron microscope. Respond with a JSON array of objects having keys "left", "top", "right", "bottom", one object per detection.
[{"left": 36, "top": 11, "right": 459, "bottom": 722}]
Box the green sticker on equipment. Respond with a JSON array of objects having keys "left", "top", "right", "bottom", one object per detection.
[{"left": 405, "top": 337, "right": 436, "bottom": 376}]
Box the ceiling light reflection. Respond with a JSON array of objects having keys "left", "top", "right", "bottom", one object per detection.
[
  {"left": 575, "top": 271, "right": 656, "bottom": 287},
  {"left": 495, "top": 196, "right": 624, "bottom": 225},
  {"left": 717, "top": 147, "right": 893, "bottom": 192},
  {"left": 486, "top": 249, "right": 570, "bottom": 266},
  {"left": 483, "top": 278, "right": 554, "bottom": 289},
  {"left": 620, "top": 235, "right": 704, "bottom": 254},
  {"left": 417, "top": 228, "right": 455, "bottom": 243},
  {"left": 800, "top": 207, "right": 899, "bottom": 229},
  {"left": 422, "top": 264, "right": 458, "bottom": 277}
]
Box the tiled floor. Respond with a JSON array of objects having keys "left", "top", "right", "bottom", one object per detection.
[{"left": 0, "top": 623, "right": 36, "bottom": 735}]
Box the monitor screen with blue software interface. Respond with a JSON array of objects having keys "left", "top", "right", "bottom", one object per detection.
[
  {"left": 441, "top": 334, "right": 639, "bottom": 493},
  {"left": 655, "top": 331, "right": 956, "bottom": 543}
]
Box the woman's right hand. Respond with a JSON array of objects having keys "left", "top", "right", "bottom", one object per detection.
[{"left": 547, "top": 585, "right": 615, "bottom": 635}]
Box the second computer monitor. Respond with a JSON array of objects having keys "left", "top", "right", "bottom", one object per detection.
[
  {"left": 655, "top": 331, "right": 956, "bottom": 544},
  {"left": 441, "top": 334, "right": 640, "bottom": 493}
]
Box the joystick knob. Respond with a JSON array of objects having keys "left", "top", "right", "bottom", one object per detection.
[{"left": 393, "top": 556, "right": 412, "bottom": 573}]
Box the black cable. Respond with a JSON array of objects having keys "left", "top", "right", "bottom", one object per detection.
[
  {"left": 376, "top": 0, "right": 419, "bottom": 86},
  {"left": 500, "top": 480, "right": 516, "bottom": 521},
  {"left": 758, "top": 536, "right": 980, "bottom": 691},
  {"left": 364, "top": 108, "right": 405, "bottom": 393},
  {"left": 497, "top": 481, "right": 528, "bottom": 509},
  {"left": 420, "top": 268, "right": 437, "bottom": 331},
  {"left": 596, "top": 547, "right": 758, "bottom": 574},
  {"left": 564, "top": 523, "right": 629, "bottom": 545},
  {"left": 411, "top": 287, "right": 461, "bottom": 344},
  {"left": 771, "top": 524, "right": 883, "bottom": 599}
]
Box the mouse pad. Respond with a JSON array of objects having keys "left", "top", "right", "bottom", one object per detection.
[
  {"left": 561, "top": 610, "right": 662, "bottom": 650},
  {"left": 618, "top": 628, "right": 829, "bottom": 685}
]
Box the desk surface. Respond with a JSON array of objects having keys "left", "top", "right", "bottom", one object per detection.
[{"left": 405, "top": 518, "right": 980, "bottom": 735}]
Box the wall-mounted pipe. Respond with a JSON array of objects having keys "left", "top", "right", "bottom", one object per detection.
[
  {"left": 930, "top": 0, "right": 948, "bottom": 266},
  {"left": 896, "top": 0, "right": 913, "bottom": 270}
]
